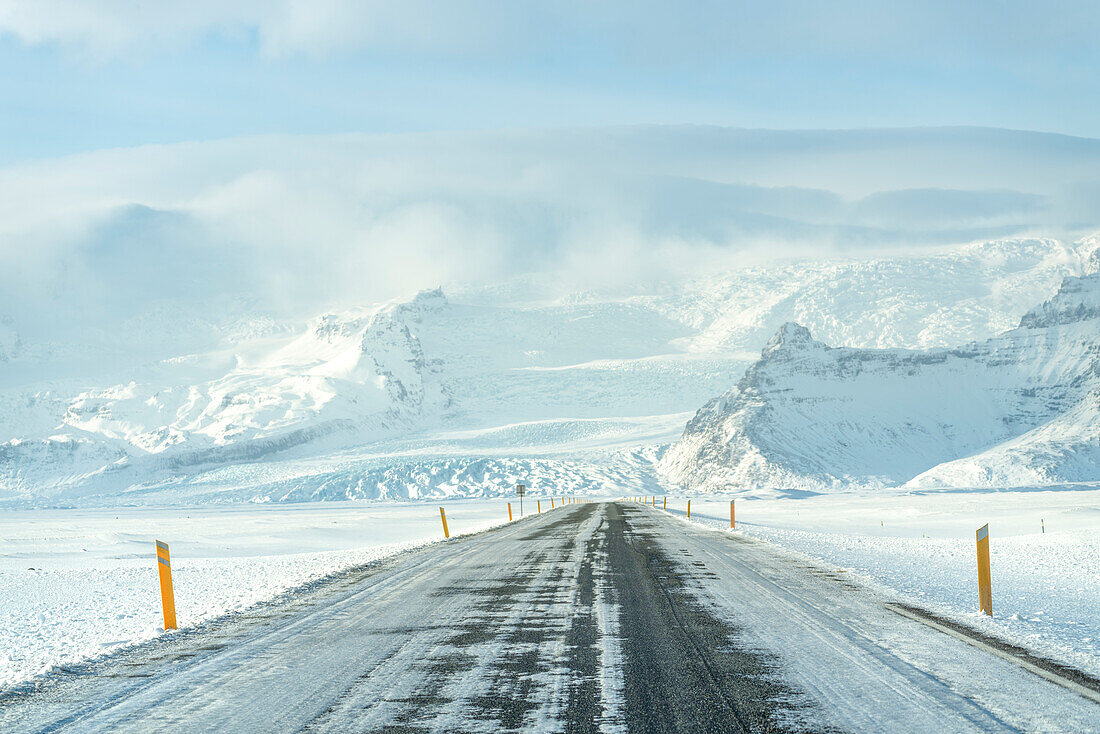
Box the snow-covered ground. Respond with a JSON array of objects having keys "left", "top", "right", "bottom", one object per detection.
[
  {"left": 0, "top": 498, "right": 568, "bottom": 690},
  {"left": 5, "top": 488, "right": 1097, "bottom": 695},
  {"left": 665, "top": 486, "right": 1100, "bottom": 678}
]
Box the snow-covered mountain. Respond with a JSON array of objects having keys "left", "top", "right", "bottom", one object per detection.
[
  {"left": 2, "top": 237, "right": 1096, "bottom": 505},
  {"left": 651, "top": 237, "right": 1094, "bottom": 352},
  {"left": 661, "top": 242, "right": 1100, "bottom": 492},
  {"left": 0, "top": 290, "right": 453, "bottom": 502}
]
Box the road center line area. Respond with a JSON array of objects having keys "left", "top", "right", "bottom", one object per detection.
[{"left": 2, "top": 502, "right": 1098, "bottom": 733}]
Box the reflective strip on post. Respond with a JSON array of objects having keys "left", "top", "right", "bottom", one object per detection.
[
  {"left": 976, "top": 524, "right": 992, "bottom": 616},
  {"left": 155, "top": 540, "right": 177, "bottom": 630}
]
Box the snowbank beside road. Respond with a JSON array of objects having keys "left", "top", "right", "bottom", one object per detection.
[
  {"left": 6, "top": 489, "right": 1098, "bottom": 695},
  {"left": 664, "top": 487, "right": 1100, "bottom": 678},
  {"left": 0, "top": 499, "right": 543, "bottom": 690}
]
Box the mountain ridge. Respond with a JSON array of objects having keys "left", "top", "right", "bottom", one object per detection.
[
  {"left": 661, "top": 240, "right": 1100, "bottom": 492},
  {"left": 3, "top": 236, "right": 1097, "bottom": 505}
]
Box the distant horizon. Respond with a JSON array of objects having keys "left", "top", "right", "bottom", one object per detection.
[{"left": 6, "top": 122, "right": 1100, "bottom": 167}]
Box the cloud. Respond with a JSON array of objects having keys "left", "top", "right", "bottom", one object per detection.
[
  {"left": 1, "top": 125, "right": 1099, "bottom": 352},
  {"left": 0, "top": 0, "right": 550, "bottom": 58},
  {"left": 4, "top": 0, "right": 1100, "bottom": 63}
]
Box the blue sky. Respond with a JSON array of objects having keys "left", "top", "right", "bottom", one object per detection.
[
  {"left": 2, "top": 1, "right": 1100, "bottom": 164},
  {"left": 2, "top": 2, "right": 1100, "bottom": 350}
]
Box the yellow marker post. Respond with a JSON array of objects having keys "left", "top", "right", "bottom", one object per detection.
[
  {"left": 537, "top": 500, "right": 542, "bottom": 513},
  {"left": 976, "top": 524, "right": 992, "bottom": 616},
  {"left": 730, "top": 499, "right": 735, "bottom": 529},
  {"left": 551, "top": 497, "right": 555, "bottom": 508},
  {"left": 440, "top": 507, "right": 450, "bottom": 538},
  {"left": 663, "top": 497, "right": 667, "bottom": 510},
  {"left": 687, "top": 500, "right": 691, "bottom": 519},
  {"left": 155, "top": 540, "right": 177, "bottom": 630},
  {"left": 508, "top": 502, "right": 513, "bottom": 521}
]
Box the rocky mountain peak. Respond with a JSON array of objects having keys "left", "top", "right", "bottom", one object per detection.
[
  {"left": 762, "top": 322, "right": 816, "bottom": 356},
  {"left": 1018, "top": 270, "right": 1100, "bottom": 329}
]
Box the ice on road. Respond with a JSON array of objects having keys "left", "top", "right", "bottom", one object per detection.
[{"left": 2, "top": 502, "right": 1098, "bottom": 733}]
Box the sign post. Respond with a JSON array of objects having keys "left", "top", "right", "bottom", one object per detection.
[{"left": 515, "top": 483, "right": 527, "bottom": 516}]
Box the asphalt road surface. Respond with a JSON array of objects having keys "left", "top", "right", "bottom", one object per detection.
[{"left": 2, "top": 502, "right": 1098, "bottom": 732}]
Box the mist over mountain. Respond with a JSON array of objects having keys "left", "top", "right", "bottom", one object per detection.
[{"left": 4, "top": 125, "right": 1100, "bottom": 372}]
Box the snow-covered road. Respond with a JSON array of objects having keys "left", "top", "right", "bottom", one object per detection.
[{"left": 2, "top": 502, "right": 1097, "bottom": 732}]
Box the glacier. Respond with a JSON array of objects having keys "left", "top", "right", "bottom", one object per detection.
[{"left": 2, "top": 236, "right": 1097, "bottom": 505}]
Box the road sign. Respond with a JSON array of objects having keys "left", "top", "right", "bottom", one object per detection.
[{"left": 515, "top": 483, "right": 526, "bottom": 516}]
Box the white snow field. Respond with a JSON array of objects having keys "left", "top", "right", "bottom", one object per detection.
[
  {"left": 0, "top": 498, "right": 560, "bottom": 690},
  {"left": 3, "top": 489, "right": 1098, "bottom": 709},
  {"left": 663, "top": 486, "right": 1100, "bottom": 678}
]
